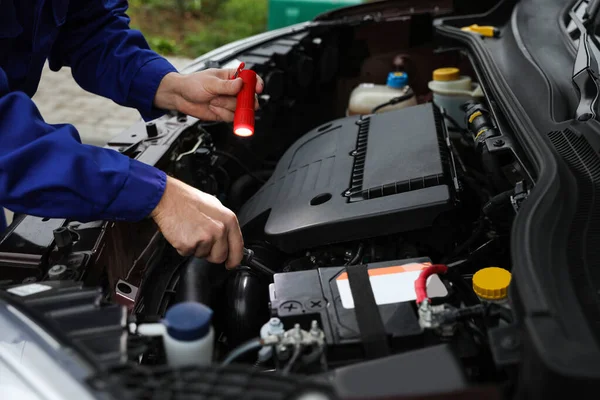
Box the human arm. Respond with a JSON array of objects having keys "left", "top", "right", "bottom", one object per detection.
[
  {"left": 44, "top": 1, "right": 249, "bottom": 265},
  {"left": 49, "top": 0, "right": 263, "bottom": 121},
  {"left": 0, "top": 87, "right": 164, "bottom": 225},
  {"left": 0, "top": 89, "right": 242, "bottom": 267},
  {"left": 48, "top": 0, "right": 177, "bottom": 120}
]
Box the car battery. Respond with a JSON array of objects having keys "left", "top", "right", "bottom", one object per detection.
[{"left": 269, "top": 258, "right": 449, "bottom": 362}]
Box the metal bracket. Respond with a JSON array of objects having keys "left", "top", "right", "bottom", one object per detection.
[
  {"left": 488, "top": 324, "right": 521, "bottom": 366},
  {"left": 115, "top": 279, "right": 138, "bottom": 310},
  {"left": 510, "top": 180, "right": 530, "bottom": 212}
]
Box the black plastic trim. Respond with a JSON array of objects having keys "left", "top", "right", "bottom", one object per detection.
[{"left": 435, "top": 0, "right": 600, "bottom": 381}]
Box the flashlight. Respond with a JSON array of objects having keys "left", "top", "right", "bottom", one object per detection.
[{"left": 232, "top": 63, "right": 257, "bottom": 137}]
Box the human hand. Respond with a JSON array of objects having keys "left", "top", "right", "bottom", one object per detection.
[
  {"left": 154, "top": 69, "right": 264, "bottom": 121},
  {"left": 150, "top": 176, "right": 243, "bottom": 269}
]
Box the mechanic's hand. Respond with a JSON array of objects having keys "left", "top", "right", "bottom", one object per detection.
[
  {"left": 154, "top": 69, "right": 264, "bottom": 122},
  {"left": 150, "top": 176, "right": 243, "bottom": 269}
]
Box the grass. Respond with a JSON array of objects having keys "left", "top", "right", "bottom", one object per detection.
[{"left": 128, "top": 0, "right": 268, "bottom": 58}]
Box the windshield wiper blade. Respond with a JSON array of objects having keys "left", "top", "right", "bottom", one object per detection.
[{"left": 571, "top": 4, "right": 600, "bottom": 122}]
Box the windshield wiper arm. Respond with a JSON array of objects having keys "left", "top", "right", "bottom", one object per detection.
[{"left": 571, "top": 2, "right": 600, "bottom": 122}]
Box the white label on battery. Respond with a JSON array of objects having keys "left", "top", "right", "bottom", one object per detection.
[
  {"left": 336, "top": 263, "right": 448, "bottom": 309},
  {"left": 7, "top": 283, "right": 52, "bottom": 297}
]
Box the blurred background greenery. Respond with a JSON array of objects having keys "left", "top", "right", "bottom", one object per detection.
[
  {"left": 130, "top": 0, "right": 368, "bottom": 58},
  {"left": 129, "top": 0, "right": 269, "bottom": 57}
]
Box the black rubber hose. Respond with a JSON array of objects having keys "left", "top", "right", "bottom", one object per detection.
[
  {"left": 462, "top": 175, "right": 491, "bottom": 205},
  {"left": 443, "top": 218, "right": 486, "bottom": 263},
  {"left": 444, "top": 264, "right": 481, "bottom": 307},
  {"left": 213, "top": 150, "right": 267, "bottom": 184},
  {"left": 224, "top": 270, "right": 270, "bottom": 348},
  {"left": 174, "top": 257, "right": 226, "bottom": 308},
  {"left": 215, "top": 166, "right": 232, "bottom": 193},
  {"left": 482, "top": 189, "right": 514, "bottom": 216},
  {"left": 242, "top": 248, "right": 276, "bottom": 279},
  {"left": 346, "top": 243, "right": 365, "bottom": 266},
  {"left": 229, "top": 170, "right": 273, "bottom": 210},
  {"left": 480, "top": 148, "right": 511, "bottom": 192},
  {"left": 371, "top": 89, "right": 415, "bottom": 113},
  {"left": 443, "top": 304, "right": 486, "bottom": 323}
]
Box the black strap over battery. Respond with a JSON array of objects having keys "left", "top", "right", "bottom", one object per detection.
[{"left": 346, "top": 263, "right": 390, "bottom": 359}]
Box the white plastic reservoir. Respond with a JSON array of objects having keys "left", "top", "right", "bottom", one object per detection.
[
  {"left": 137, "top": 302, "right": 215, "bottom": 367},
  {"left": 428, "top": 67, "right": 484, "bottom": 128},
  {"left": 348, "top": 71, "right": 417, "bottom": 115}
]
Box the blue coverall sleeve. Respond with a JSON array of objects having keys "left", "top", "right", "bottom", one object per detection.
[
  {"left": 48, "top": 0, "right": 178, "bottom": 120},
  {"left": 0, "top": 68, "right": 166, "bottom": 223}
]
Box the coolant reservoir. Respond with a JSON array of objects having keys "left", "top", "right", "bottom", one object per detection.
[
  {"left": 348, "top": 72, "right": 417, "bottom": 115},
  {"left": 428, "top": 67, "right": 484, "bottom": 128}
]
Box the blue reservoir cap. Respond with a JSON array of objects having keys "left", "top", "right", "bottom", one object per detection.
[
  {"left": 387, "top": 72, "right": 408, "bottom": 88},
  {"left": 163, "top": 302, "right": 213, "bottom": 342}
]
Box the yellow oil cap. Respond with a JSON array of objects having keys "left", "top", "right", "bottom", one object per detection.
[
  {"left": 461, "top": 24, "right": 499, "bottom": 38},
  {"left": 433, "top": 67, "right": 460, "bottom": 81},
  {"left": 472, "top": 267, "right": 511, "bottom": 300}
]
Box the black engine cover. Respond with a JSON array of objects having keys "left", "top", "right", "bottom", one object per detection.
[{"left": 238, "top": 104, "right": 455, "bottom": 253}]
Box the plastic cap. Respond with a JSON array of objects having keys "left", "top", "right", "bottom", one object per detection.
[
  {"left": 472, "top": 267, "right": 511, "bottom": 300},
  {"left": 163, "top": 302, "right": 213, "bottom": 342},
  {"left": 53, "top": 227, "right": 73, "bottom": 249},
  {"left": 433, "top": 67, "right": 460, "bottom": 81},
  {"left": 386, "top": 72, "right": 408, "bottom": 88}
]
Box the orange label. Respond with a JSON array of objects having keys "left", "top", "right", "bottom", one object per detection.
[{"left": 337, "top": 262, "right": 431, "bottom": 281}]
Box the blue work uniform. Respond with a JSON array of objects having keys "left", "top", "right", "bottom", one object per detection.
[{"left": 0, "top": 0, "right": 178, "bottom": 232}]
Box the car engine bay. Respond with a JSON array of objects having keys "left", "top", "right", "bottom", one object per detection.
[{"left": 0, "top": 1, "right": 544, "bottom": 399}]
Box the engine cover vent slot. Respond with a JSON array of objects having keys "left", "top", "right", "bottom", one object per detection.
[{"left": 347, "top": 116, "right": 370, "bottom": 201}]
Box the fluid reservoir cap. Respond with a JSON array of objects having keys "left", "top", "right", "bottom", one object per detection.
[
  {"left": 387, "top": 71, "right": 408, "bottom": 88},
  {"left": 433, "top": 67, "right": 461, "bottom": 81},
  {"left": 472, "top": 267, "right": 512, "bottom": 300},
  {"left": 163, "top": 302, "right": 213, "bottom": 342}
]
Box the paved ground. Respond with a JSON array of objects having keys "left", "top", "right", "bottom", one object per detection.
[
  {"left": 4, "top": 56, "right": 193, "bottom": 224},
  {"left": 32, "top": 56, "right": 193, "bottom": 146}
]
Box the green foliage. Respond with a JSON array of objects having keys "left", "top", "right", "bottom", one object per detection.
[
  {"left": 186, "top": 0, "right": 268, "bottom": 56},
  {"left": 221, "top": 0, "right": 268, "bottom": 25},
  {"left": 129, "top": 0, "right": 268, "bottom": 57},
  {"left": 195, "top": 0, "right": 221, "bottom": 16},
  {"left": 147, "top": 36, "right": 180, "bottom": 55},
  {"left": 130, "top": 0, "right": 202, "bottom": 13}
]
